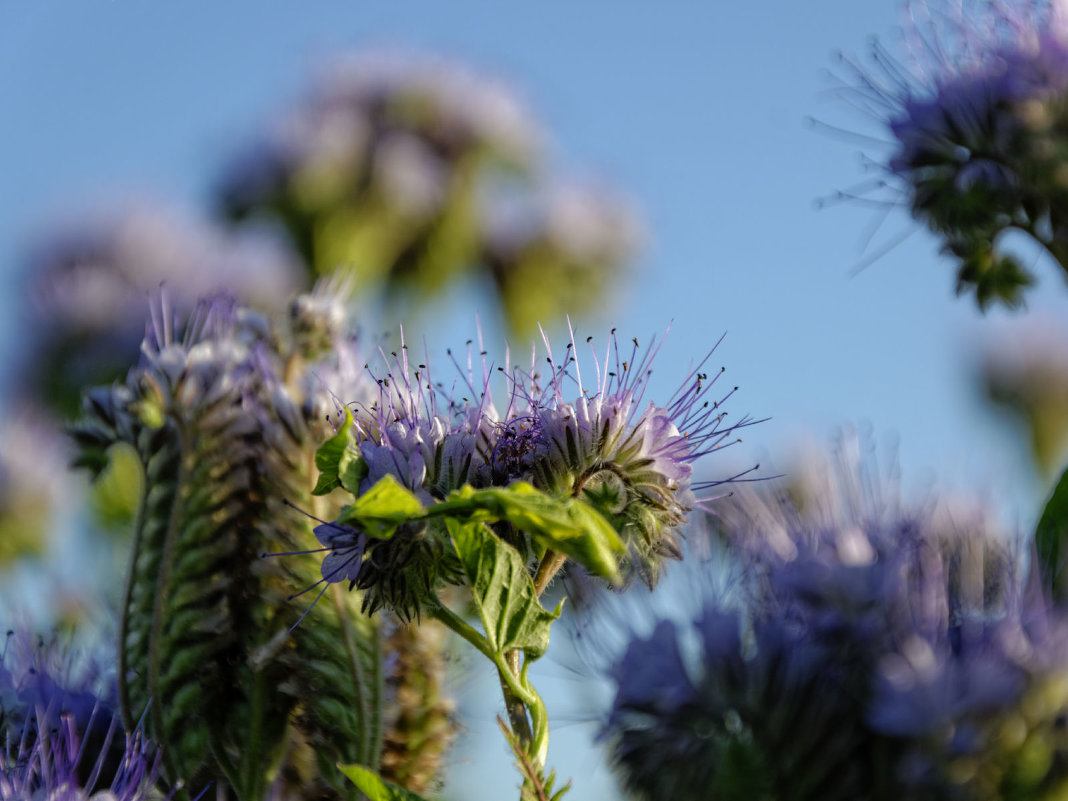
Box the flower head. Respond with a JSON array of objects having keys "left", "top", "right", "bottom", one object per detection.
[
  {"left": 840, "top": 0, "right": 1068, "bottom": 308},
  {"left": 313, "top": 324, "right": 756, "bottom": 617},
  {"left": 491, "top": 326, "right": 757, "bottom": 584},
  {"left": 588, "top": 434, "right": 1068, "bottom": 800},
  {"left": 0, "top": 632, "right": 162, "bottom": 801},
  {"left": 20, "top": 203, "right": 300, "bottom": 416}
]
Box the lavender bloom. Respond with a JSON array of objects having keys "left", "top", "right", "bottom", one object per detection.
[
  {"left": 314, "top": 326, "right": 755, "bottom": 617},
  {"left": 215, "top": 50, "right": 542, "bottom": 292},
  {"left": 1, "top": 711, "right": 160, "bottom": 801},
  {"left": 312, "top": 337, "right": 487, "bottom": 617},
  {"left": 215, "top": 49, "right": 643, "bottom": 335},
  {"left": 840, "top": 0, "right": 1068, "bottom": 308},
  {"left": 605, "top": 607, "right": 874, "bottom": 801},
  {"left": 493, "top": 328, "right": 757, "bottom": 585},
  {"left": 219, "top": 50, "right": 540, "bottom": 212},
  {"left": 0, "top": 406, "right": 71, "bottom": 566}
]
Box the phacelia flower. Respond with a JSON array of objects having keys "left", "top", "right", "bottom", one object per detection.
[
  {"left": 489, "top": 327, "right": 758, "bottom": 585},
  {"left": 312, "top": 325, "right": 757, "bottom": 618},
  {"left": 589, "top": 434, "right": 1068, "bottom": 801},
  {"left": 214, "top": 49, "right": 642, "bottom": 335},
  {"left": 0, "top": 631, "right": 162, "bottom": 801},
  {"left": 0, "top": 405, "right": 71, "bottom": 568},
  {"left": 20, "top": 203, "right": 300, "bottom": 416},
  {"left": 481, "top": 180, "right": 643, "bottom": 334},
  {"left": 840, "top": 0, "right": 1068, "bottom": 308},
  {"left": 72, "top": 284, "right": 412, "bottom": 797},
  {"left": 215, "top": 50, "right": 542, "bottom": 288}
]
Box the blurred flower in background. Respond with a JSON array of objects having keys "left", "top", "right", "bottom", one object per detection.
[
  {"left": 16, "top": 202, "right": 302, "bottom": 418},
  {"left": 481, "top": 179, "right": 642, "bottom": 334},
  {"left": 0, "top": 630, "right": 162, "bottom": 801},
  {"left": 0, "top": 203, "right": 304, "bottom": 611},
  {"left": 0, "top": 405, "right": 71, "bottom": 566},
  {"left": 839, "top": 0, "right": 1068, "bottom": 308},
  {"left": 215, "top": 49, "right": 641, "bottom": 335},
  {"left": 583, "top": 433, "right": 1068, "bottom": 800}
]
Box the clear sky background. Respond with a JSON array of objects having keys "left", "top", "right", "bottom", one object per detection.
[{"left": 4, "top": 2, "right": 1068, "bottom": 799}]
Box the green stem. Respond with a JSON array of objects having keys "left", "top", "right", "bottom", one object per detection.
[
  {"left": 425, "top": 598, "right": 536, "bottom": 750},
  {"left": 532, "top": 551, "right": 568, "bottom": 598}
]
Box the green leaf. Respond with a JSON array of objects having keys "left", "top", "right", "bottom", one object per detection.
[
  {"left": 337, "top": 763, "right": 432, "bottom": 801},
  {"left": 446, "top": 518, "right": 561, "bottom": 659},
  {"left": 445, "top": 483, "right": 624, "bottom": 583},
  {"left": 312, "top": 408, "right": 368, "bottom": 496},
  {"left": 338, "top": 474, "right": 425, "bottom": 539},
  {"left": 1036, "top": 464, "right": 1068, "bottom": 598}
]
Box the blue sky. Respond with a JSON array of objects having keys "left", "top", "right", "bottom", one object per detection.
[{"left": 4, "top": 2, "right": 1068, "bottom": 798}]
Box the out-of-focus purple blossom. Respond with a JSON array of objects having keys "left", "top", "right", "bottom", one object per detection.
[
  {"left": 481, "top": 180, "right": 643, "bottom": 332},
  {"left": 483, "top": 180, "right": 641, "bottom": 266},
  {"left": 0, "top": 631, "right": 162, "bottom": 801},
  {"left": 219, "top": 50, "right": 540, "bottom": 210},
  {"left": 604, "top": 602, "right": 875, "bottom": 800},
  {"left": 593, "top": 434, "right": 1068, "bottom": 799},
  {"left": 0, "top": 405, "right": 72, "bottom": 566},
  {"left": 26, "top": 204, "right": 300, "bottom": 326},
  {"left": 837, "top": 0, "right": 1068, "bottom": 307},
  {"left": 215, "top": 49, "right": 541, "bottom": 243},
  {"left": 215, "top": 49, "right": 643, "bottom": 335},
  {"left": 18, "top": 203, "right": 302, "bottom": 416}
]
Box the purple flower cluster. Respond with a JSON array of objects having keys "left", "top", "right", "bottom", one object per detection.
[
  {"left": 841, "top": 0, "right": 1068, "bottom": 307},
  {"left": 19, "top": 203, "right": 301, "bottom": 417},
  {"left": 219, "top": 50, "right": 541, "bottom": 216},
  {"left": 214, "top": 49, "right": 641, "bottom": 334},
  {"left": 314, "top": 326, "right": 756, "bottom": 616},
  {"left": 598, "top": 437, "right": 1068, "bottom": 800},
  {"left": 485, "top": 328, "right": 755, "bottom": 584}
]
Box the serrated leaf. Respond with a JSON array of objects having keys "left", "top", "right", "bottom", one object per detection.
[
  {"left": 446, "top": 483, "right": 624, "bottom": 582},
  {"left": 337, "top": 763, "right": 432, "bottom": 801},
  {"left": 313, "top": 408, "right": 368, "bottom": 495},
  {"left": 446, "top": 518, "right": 560, "bottom": 659},
  {"left": 1037, "top": 464, "right": 1068, "bottom": 597},
  {"left": 337, "top": 474, "right": 425, "bottom": 538}
]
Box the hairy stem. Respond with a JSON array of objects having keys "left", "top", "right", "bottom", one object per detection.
[
  {"left": 426, "top": 599, "right": 535, "bottom": 751},
  {"left": 532, "top": 551, "right": 568, "bottom": 598}
]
